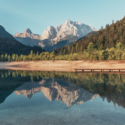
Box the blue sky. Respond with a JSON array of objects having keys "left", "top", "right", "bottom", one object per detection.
[{"left": 0, "top": 0, "right": 125, "bottom": 35}]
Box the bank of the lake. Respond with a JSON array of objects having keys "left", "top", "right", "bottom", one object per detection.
[{"left": 1, "top": 60, "right": 125, "bottom": 72}]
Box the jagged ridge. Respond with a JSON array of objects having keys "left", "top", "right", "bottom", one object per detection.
[{"left": 13, "top": 20, "right": 98, "bottom": 51}]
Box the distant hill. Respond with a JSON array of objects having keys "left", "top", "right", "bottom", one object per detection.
[
  {"left": 84, "top": 31, "right": 98, "bottom": 38},
  {"left": 0, "top": 26, "right": 44, "bottom": 55},
  {"left": 77, "top": 31, "right": 98, "bottom": 41},
  {"left": 54, "top": 16, "right": 125, "bottom": 55}
]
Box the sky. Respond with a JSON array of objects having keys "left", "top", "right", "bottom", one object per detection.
[{"left": 0, "top": 0, "right": 125, "bottom": 35}]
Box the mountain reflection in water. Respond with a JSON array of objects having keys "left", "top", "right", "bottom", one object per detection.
[
  {"left": 0, "top": 70, "right": 125, "bottom": 108},
  {"left": 14, "top": 79, "right": 99, "bottom": 107}
]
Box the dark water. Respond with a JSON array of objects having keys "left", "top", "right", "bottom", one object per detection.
[{"left": 0, "top": 70, "right": 125, "bottom": 125}]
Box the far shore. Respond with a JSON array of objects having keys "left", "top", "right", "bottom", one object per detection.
[{"left": 0, "top": 60, "right": 125, "bottom": 72}]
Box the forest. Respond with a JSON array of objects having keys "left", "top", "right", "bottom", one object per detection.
[
  {"left": 0, "top": 42, "right": 125, "bottom": 61},
  {"left": 0, "top": 37, "right": 44, "bottom": 55}
]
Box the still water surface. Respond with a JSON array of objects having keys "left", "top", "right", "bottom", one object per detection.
[{"left": 0, "top": 70, "right": 125, "bottom": 125}]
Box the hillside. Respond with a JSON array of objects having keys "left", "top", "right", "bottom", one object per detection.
[
  {"left": 0, "top": 25, "right": 14, "bottom": 39},
  {"left": 0, "top": 37, "right": 44, "bottom": 55},
  {"left": 54, "top": 17, "right": 125, "bottom": 55}
]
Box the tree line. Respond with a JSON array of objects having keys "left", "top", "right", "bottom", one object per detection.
[
  {"left": 0, "top": 42, "right": 125, "bottom": 61},
  {"left": 1, "top": 70, "right": 125, "bottom": 93}
]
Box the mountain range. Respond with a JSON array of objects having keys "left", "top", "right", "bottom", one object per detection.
[{"left": 13, "top": 20, "right": 98, "bottom": 51}]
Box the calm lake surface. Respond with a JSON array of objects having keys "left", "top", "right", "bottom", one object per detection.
[{"left": 0, "top": 70, "right": 125, "bottom": 125}]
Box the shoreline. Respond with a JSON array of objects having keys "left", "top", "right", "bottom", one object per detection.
[{"left": 1, "top": 60, "right": 125, "bottom": 72}]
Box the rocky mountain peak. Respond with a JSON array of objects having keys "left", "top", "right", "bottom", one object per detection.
[
  {"left": 65, "top": 19, "right": 73, "bottom": 24},
  {"left": 24, "top": 28, "right": 32, "bottom": 34},
  {"left": 65, "top": 20, "right": 83, "bottom": 26},
  {"left": 13, "top": 28, "right": 41, "bottom": 42},
  {"left": 47, "top": 26, "right": 55, "bottom": 30},
  {"left": 41, "top": 26, "right": 57, "bottom": 40}
]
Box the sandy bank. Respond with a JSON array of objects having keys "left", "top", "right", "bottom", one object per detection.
[{"left": 0, "top": 60, "right": 125, "bottom": 72}]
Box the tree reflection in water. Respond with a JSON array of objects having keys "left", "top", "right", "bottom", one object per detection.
[{"left": 0, "top": 70, "right": 125, "bottom": 108}]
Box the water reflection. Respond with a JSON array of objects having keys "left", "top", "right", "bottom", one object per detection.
[
  {"left": 0, "top": 70, "right": 125, "bottom": 108},
  {"left": 14, "top": 79, "right": 99, "bottom": 107}
]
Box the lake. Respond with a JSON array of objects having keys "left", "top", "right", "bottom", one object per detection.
[{"left": 0, "top": 70, "right": 125, "bottom": 125}]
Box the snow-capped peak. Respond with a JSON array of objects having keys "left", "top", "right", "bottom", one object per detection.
[
  {"left": 41, "top": 20, "right": 98, "bottom": 41},
  {"left": 65, "top": 20, "right": 83, "bottom": 25},
  {"left": 65, "top": 19, "right": 73, "bottom": 24},
  {"left": 41, "top": 26, "right": 57, "bottom": 40}
]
